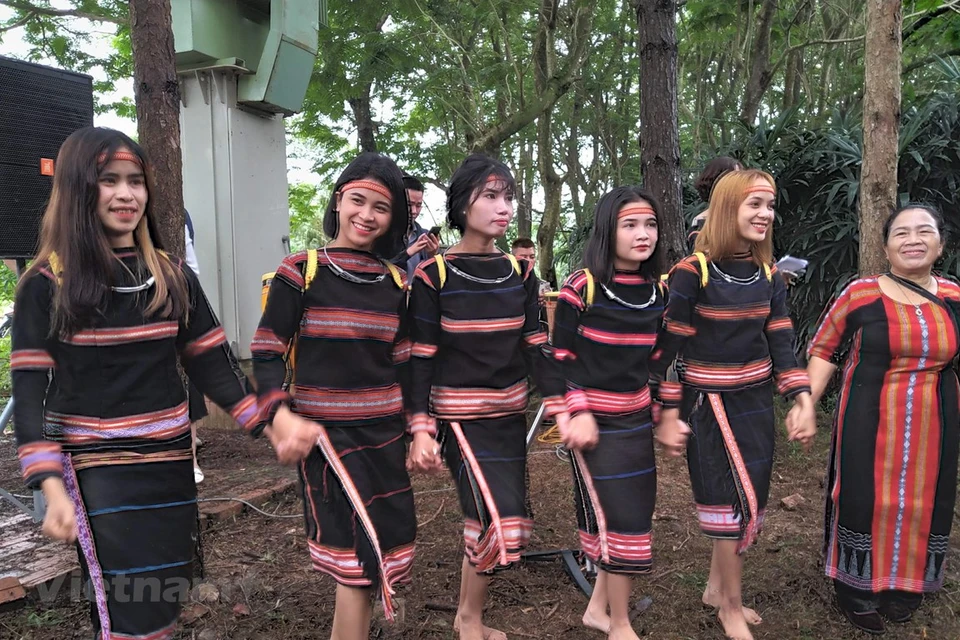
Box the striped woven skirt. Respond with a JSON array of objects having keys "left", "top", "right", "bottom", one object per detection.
[
  {"left": 686, "top": 382, "right": 774, "bottom": 553},
  {"left": 299, "top": 415, "right": 415, "bottom": 621},
  {"left": 64, "top": 438, "right": 198, "bottom": 640},
  {"left": 571, "top": 409, "right": 656, "bottom": 574},
  {"left": 441, "top": 414, "right": 533, "bottom": 573}
]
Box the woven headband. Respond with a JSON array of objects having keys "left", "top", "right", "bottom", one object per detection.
[
  {"left": 618, "top": 204, "right": 656, "bottom": 219},
  {"left": 97, "top": 150, "right": 143, "bottom": 168},
  {"left": 340, "top": 180, "right": 392, "bottom": 201},
  {"left": 745, "top": 185, "right": 775, "bottom": 195}
]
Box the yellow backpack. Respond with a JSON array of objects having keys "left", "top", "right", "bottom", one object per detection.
[{"left": 260, "top": 249, "right": 403, "bottom": 386}]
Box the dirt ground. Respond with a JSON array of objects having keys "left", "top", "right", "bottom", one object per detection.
[{"left": 2, "top": 405, "right": 959, "bottom": 640}]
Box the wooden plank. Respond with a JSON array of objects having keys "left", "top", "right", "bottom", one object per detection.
[{"left": 0, "top": 576, "right": 26, "bottom": 605}]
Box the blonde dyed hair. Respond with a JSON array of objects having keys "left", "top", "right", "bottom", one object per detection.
[{"left": 694, "top": 169, "right": 775, "bottom": 266}]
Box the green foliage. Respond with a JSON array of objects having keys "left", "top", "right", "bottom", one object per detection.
[
  {"left": 0, "top": 336, "right": 11, "bottom": 399},
  {"left": 704, "top": 64, "right": 960, "bottom": 347},
  {"left": 287, "top": 182, "right": 327, "bottom": 252}
]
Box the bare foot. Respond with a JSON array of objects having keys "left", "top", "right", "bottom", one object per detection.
[
  {"left": 607, "top": 622, "right": 641, "bottom": 640},
  {"left": 703, "top": 589, "right": 762, "bottom": 625},
  {"left": 582, "top": 605, "right": 611, "bottom": 633},
  {"left": 454, "top": 614, "right": 508, "bottom": 640},
  {"left": 718, "top": 607, "right": 754, "bottom": 640}
]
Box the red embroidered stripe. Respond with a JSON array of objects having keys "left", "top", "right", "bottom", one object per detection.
[
  {"left": 664, "top": 318, "right": 696, "bottom": 337},
  {"left": 293, "top": 384, "right": 403, "bottom": 421},
  {"left": 411, "top": 342, "right": 438, "bottom": 358},
  {"left": 552, "top": 347, "right": 576, "bottom": 361},
  {"left": 523, "top": 331, "right": 548, "bottom": 346},
  {"left": 568, "top": 387, "right": 651, "bottom": 415},
  {"left": 70, "top": 448, "right": 192, "bottom": 472},
  {"left": 302, "top": 307, "right": 399, "bottom": 342},
  {"left": 672, "top": 259, "right": 700, "bottom": 276},
  {"left": 408, "top": 413, "right": 437, "bottom": 436},
  {"left": 612, "top": 273, "right": 648, "bottom": 285},
  {"left": 318, "top": 252, "right": 392, "bottom": 274},
  {"left": 566, "top": 389, "right": 589, "bottom": 414},
  {"left": 18, "top": 441, "right": 63, "bottom": 483},
  {"left": 558, "top": 287, "right": 586, "bottom": 310},
  {"left": 695, "top": 302, "right": 770, "bottom": 321},
  {"left": 229, "top": 394, "right": 261, "bottom": 431},
  {"left": 10, "top": 349, "right": 55, "bottom": 370},
  {"left": 182, "top": 326, "right": 226, "bottom": 358},
  {"left": 276, "top": 253, "right": 307, "bottom": 288},
  {"left": 46, "top": 403, "right": 190, "bottom": 444},
  {"left": 63, "top": 321, "right": 178, "bottom": 346},
  {"left": 579, "top": 325, "right": 657, "bottom": 347},
  {"left": 440, "top": 315, "right": 524, "bottom": 334},
  {"left": 431, "top": 380, "right": 528, "bottom": 419},
  {"left": 308, "top": 540, "right": 367, "bottom": 582},
  {"left": 696, "top": 504, "right": 741, "bottom": 533},
  {"left": 776, "top": 369, "right": 810, "bottom": 396},
  {"left": 658, "top": 381, "right": 683, "bottom": 405},
  {"left": 392, "top": 338, "right": 412, "bottom": 364},
  {"left": 251, "top": 327, "right": 288, "bottom": 355},
  {"left": 579, "top": 530, "right": 653, "bottom": 563},
  {"left": 413, "top": 263, "right": 438, "bottom": 290},
  {"left": 682, "top": 359, "right": 773, "bottom": 388},
  {"left": 463, "top": 516, "right": 533, "bottom": 571},
  {"left": 765, "top": 317, "right": 794, "bottom": 332},
  {"left": 542, "top": 395, "right": 567, "bottom": 417}
]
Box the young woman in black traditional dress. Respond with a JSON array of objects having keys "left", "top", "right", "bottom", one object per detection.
[
  {"left": 651, "top": 170, "right": 817, "bottom": 640},
  {"left": 11, "top": 127, "right": 318, "bottom": 640},
  {"left": 406, "top": 154, "right": 567, "bottom": 640},
  {"left": 253, "top": 153, "right": 415, "bottom": 640},
  {"left": 541, "top": 187, "right": 665, "bottom": 640}
]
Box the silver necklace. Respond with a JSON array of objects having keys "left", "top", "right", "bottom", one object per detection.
[
  {"left": 600, "top": 282, "right": 657, "bottom": 310},
  {"left": 323, "top": 246, "right": 386, "bottom": 285},
  {"left": 709, "top": 262, "right": 762, "bottom": 285},
  {"left": 889, "top": 274, "right": 933, "bottom": 318},
  {"left": 111, "top": 277, "right": 155, "bottom": 293},
  {"left": 446, "top": 255, "right": 516, "bottom": 285}
]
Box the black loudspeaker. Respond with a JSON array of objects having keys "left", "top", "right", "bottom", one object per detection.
[{"left": 0, "top": 56, "right": 94, "bottom": 258}]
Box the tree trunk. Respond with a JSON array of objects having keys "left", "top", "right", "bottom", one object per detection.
[
  {"left": 536, "top": 113, "right": 562, "bottom": 287},
  {"left": 348, "top": 88, "right": 378, "bottom": 153},
  {"left": 636, "top": 0, "right": 684, "bottom": 266},
  {"left": 859, "top": 0, "right": 901, "bottom": 276},
  {"left": 740, "top": 0, "right": 778, "bottom": 125},
  {"left": 516, "top": 137, "right": 534, "bottom": 238},
  {"left": 129, "top": 0, "right": 184, "bottom": 257}
]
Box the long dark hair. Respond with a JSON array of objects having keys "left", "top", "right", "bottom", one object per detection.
[
  {"left": 322, "top": 153, "right": 408, "bottom": 258},
  {"left": 694, "top": 156, "right": 743, "bottom": 203},
  {"left": 583, "top": 186, "right": 664, "bottom": 284},
  {"left": 26, "top": 127, "right": 189, "bottom": 337},
  {"left": 446, "top": 153, "right": 516, "bottom": 235}
]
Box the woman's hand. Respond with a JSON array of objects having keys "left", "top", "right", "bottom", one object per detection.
[
  {"left": 40, "top": 477, "right": 77, "bottom": 543},
  {"left": 559, "top": 411, "right": 599, "bottom": 451},
  {"left": 655, "top": 408, "right": 691, "bottom": 457},
  {"left": 265, "top": 405, "right": 321, "bottom": 465},
  {"left": 786, "top": 393, "right": 817, "bottom": 451},
  {"left": 407, "top": 431, "right": 442, "bottom": 473}
]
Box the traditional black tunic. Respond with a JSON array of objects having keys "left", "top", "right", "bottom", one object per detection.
[
  {"left": 408, "top": 253, "right": 556, "bottom": 572},
  {"left": 12, "top": 248, "right": 260, "bottom": 640},
  {"left": 650, "top": 253, "right": 810, "bottom": 552},
  {"left": 540, "top": 269, "right": 664, "bottom": 574},
  {"left": 252, "top": 248, "right": 415, "bottom": 620}
]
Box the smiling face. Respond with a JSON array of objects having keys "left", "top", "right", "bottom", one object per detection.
[
  {"left": 465, "top": 177, "right": 514, "bottom": 239},
  {"left": 614, "top": 201, "right": 658, "bottom": 270},
  {"left": 334, "top": 179, "right": 393, "bottom": 251},
  {"left": 884, "top": 207, "right": 943, "bottom": 275},
  {"left": 96, "top": 149, "right": 148, "bottom": 248},
  {"left": 735, "top": 178, "right": 775, "bottom": 248}
]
